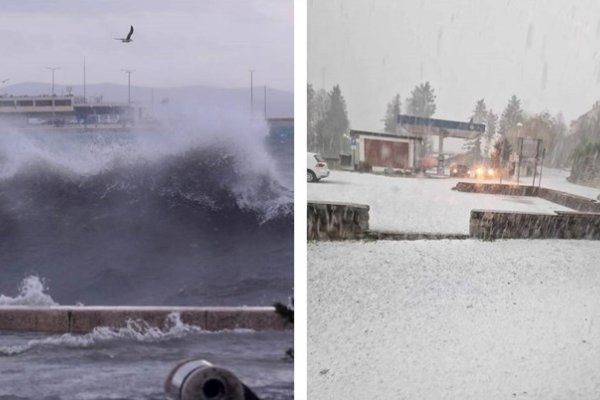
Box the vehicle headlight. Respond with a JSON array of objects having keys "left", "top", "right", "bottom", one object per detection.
[
  {"left": 476, "top": 167, "right": 483, "bottom": 176},
  {"left": 452, "top": 169, "right": 457, "bottom": 173},
  {"left": 488, "top": 168, "right": 494, "bottom": 176}
]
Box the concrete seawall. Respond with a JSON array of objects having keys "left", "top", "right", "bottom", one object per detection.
[
  {"left": 0, "top": 306, "right": 290, "bottom": 334},
  {"left": 470, "top": 209, "right": 600, "bottom": 240},
  {"left": 307, "top": 201, "right": 369, "bottom": 240}
]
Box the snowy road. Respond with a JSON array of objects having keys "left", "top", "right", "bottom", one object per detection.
[
  {"left": 309, "top": 240, "right": 600, "bottom": 399},
  {"left": 308, "top": 170, "right": 572, "bottom": 234}
]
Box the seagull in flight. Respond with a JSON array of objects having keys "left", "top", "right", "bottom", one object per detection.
[
  {"left": 115, "top": 26, "right": 134, "bottom": 43},
  {"left": 0, "top": 78, "right": 10, "bottom": 84}
]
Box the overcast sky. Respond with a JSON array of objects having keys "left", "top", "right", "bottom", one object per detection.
[
  {"left": 309, "top": 0, "right": 600, "bottom": 129},
  {"left": 0, "top": 0, "right": 292, "bottom": 91}
]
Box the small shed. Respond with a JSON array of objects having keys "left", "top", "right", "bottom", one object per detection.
[{"left": 350, "top": 129, "right": 423, "bottom": 172}]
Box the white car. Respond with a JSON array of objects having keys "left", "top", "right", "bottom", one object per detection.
[{"left": 307, "top": 152, "right": 329, "bottom": 182}]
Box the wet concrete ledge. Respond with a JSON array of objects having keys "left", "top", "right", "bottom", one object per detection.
[{"left": 0, "top": 306, "right": 290, "bottom": 334}]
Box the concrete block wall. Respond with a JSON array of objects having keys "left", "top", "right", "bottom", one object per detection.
[
  {"left": 537, "top": 188, "right": 600, "bottom": 213},
  {"left": 0, "top": 306, "right": 290, "bottom": 334},
  {"left": 307, "top": 201, "right": 369, "bottom": 240}
]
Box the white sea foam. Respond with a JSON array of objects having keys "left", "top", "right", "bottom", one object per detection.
[
  {"left": 0, "top": 312, "right": 203, "bottom": 356},
  {"left": 0, "top": 276, "right": 58, "bottom": 307}
]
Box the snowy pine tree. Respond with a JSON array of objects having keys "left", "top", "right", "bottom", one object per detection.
[
  {"left": 499, "top": 95, "right": 524, "bottom": 143},
  {"left": 310, "top": 87, "right": 331, "bottom": 155},
  {"left": 463, "top": 99, "right": 487, "bottom": 161},
  {"left": 307, "top": 84, "right": 317, "bottom": 152},
  {"left": 406, "top": 82, "right": 436, "bottom": 118},
  {"left": 485, "top": 109, "right": 498, "bottom": 155},
  {"left": 406, "top": 82, "right": 437, "bottom": 152},
  {"left": 319, "top": 85, "right": 350, "bottom": 157},
  {"left": 383, "top": 94, "right": 401, "bottom": 133}
]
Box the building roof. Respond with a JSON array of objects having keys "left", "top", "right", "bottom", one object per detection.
[
  {"left": 397, "top": 114, "right": 485, "bottom": 139},
  {"left": 349, "top": 129, "right": 423, "bottom": 141},
  {"left": 267, "top": 117, "right": 293, "bottom": 123}
]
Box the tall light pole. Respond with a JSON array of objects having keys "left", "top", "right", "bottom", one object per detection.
[
  {"left": 249, "top": 69, "right": 254, "bottom": 117},
  {"left": 45, "top": 66, "right": 60, "bottom": 96},
  {"left": 83, "top": 57, "right": 87, "bottom": 103},
  {"left": 122, "top": 69, "right": 135, "bottom": 105},
  {"left": 264, "top": 85, "right": 267, "bottom": 118}
]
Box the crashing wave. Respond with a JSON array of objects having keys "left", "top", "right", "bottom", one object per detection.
[
  {"left": 0, "top": 128, "right": 292, "bottom": 223},
  {"left": 0, "top": 276, "right": 58, "bottom": 307}
]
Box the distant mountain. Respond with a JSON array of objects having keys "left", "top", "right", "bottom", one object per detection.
[{"left": 1, "top": 82, "right": 293, "bottom": 119}]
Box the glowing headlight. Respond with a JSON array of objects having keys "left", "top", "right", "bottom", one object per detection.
[
  {"left": 452, "top": 169, "right": 457, "bottom": 173},
  {"left": 488, "top": 168, "right": 494, "bottom": 176},
  {"left": 476, "top": 167, "right": 484, "bottom": 176}
]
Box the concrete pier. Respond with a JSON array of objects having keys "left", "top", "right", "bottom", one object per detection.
[{"left": 0, "top": 306, "right": 290, "bottom": 334}]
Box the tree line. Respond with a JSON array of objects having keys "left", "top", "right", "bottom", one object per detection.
[{"left": 308, "top": 81, "right": 579, "bottom": 170}]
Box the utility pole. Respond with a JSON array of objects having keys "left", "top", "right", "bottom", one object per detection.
[
  {"left": 249, "top": 70, "right": 254, "bottom": 117},
  {"left": 83, "top": 57, "right": 86, "bottom": 103},
  {"left": 264, "top": 85, "right": 267, "bottom": 118},
  {"left": 45, "top": 66, "right": 60, "bottom": 96},
  {"left": 122, "top": 69, "right": 135, "bottom": 105}
]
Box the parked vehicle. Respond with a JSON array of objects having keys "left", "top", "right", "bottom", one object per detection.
[
  {"left": 449, "top": 164, "right": 470, "bottom": 178},
  {"left": 307, "top": 152, "right": 329, "bottom": 182},
  {"left": 470, "top": 165, "right": 497, "bottom": 179}
]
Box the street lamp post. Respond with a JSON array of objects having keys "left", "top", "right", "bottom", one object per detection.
[
  {"left": 45, "top": 66, "right": 60, "bottom": 96},
  {"left": 122, "top": 69, "right": 135, "bottom": 105},
  {"left": 249, "top": 70, "right": 254, "bottom": 118},
  {"left": 516, "top": 122, "right": 523, "bottom": 184}
]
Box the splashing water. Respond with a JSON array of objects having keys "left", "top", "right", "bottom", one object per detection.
[
  {"left": 0, "top": 312, "right": 203, "bottom": 356},
  {"left": 0, "top": 276, "right": 58, "bottom": 307}
]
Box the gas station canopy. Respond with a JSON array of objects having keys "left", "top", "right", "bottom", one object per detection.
[{"left": 397, "top": 115, "right": 485, "bottom": 139}]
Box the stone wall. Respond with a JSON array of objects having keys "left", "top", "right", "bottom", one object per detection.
[
  {"left": 454, "top": 181, "right": 539, "bottom": 196},
  {"left": 537, "top": 188, "right": 600, "bottom": 213},
  {"left": 307, "top": 201, "right": 369, "bottom": 240},
  {"left": 470, "top": 209, "right": 600, "bottom": 240},
  {"left": 454, "top": 182, "right": 600, "bottom": 213},
  {"left": 0, "top": 306, "right": 290, "bottom": 334}
]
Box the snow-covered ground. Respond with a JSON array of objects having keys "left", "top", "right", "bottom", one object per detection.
[
  {"left": 309, "top": 240, "right": 600, "bottom": 399},
  {"left": 308, "top": 170, "right": 572, "bottom": 234}
]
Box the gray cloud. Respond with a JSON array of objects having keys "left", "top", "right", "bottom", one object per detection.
[
  {"left": 0, "top": 0, "right": 292, "bottom": 91},
  {"left": 309, "top": 0, "right": 600, "bottom": 128}
]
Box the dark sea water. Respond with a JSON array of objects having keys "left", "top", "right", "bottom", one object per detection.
[
  {"left": 0, "top": 320, "right": 293, "bottom": 399},
  {"left": 0, "top": 121, "right": 294, "bottom": 399},
  {"left": 0, "top": 122, "right": 293, "bottom": 306}
]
